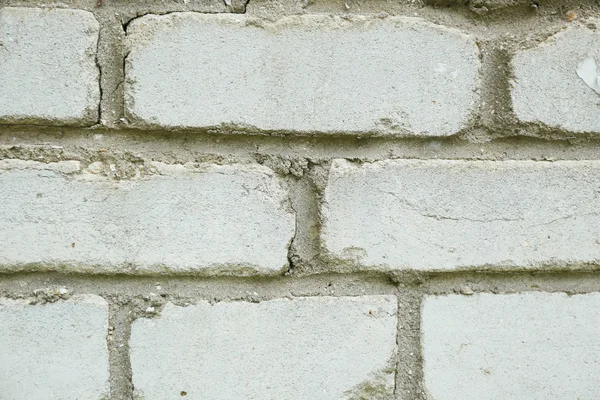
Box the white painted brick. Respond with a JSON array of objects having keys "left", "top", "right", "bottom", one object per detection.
[
  {"left": 322, "top": 159, "right": 600, "bottom": 271},
  {"left": 0, "top": 295, "right": 109, "bottom": 399},
  {"left": 130, "top": 296, "right": 397, "bottom": 399},
  {"left": 0, "top": 160, "right": 294, "bottom": 274},
  {"left": 0, "top": 8, "right": 100, "bottom": 125},
  {"left": 511, "top": 22, "right": 600, "bottom": 133},
  {"left": 422, "top": 292, "right": 600, "bottom": 399},
  {"left": 125, "top": 14, "right": 480, "bottom": 136}
]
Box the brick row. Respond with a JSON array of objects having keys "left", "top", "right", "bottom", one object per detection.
[{"left": 2, "top": 9, "right": 599, "bottom": 135}]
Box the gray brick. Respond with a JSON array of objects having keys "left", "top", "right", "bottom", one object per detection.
[
  {"left": 0, "top": 295, "right": 109, "bottom": 399},
  {"left": 125, "top": 14, "right": 480, "bottom": 136},
  {"left": 322, "top": 159, "right": 600, "bottom": 271},
  {"left": 511, "top": 22, "right": 600, "bottom": 133},
  {"left": 0, "top": 8, "right": 100, "bottom": 125},
  {"left": 0, "top": 160, "right": 294, "bottom": 275},
  {"left": 422, "top": 292, "right": 600, "bottom": 399},
  {"left": 130, "top": 296, "right": 398, "bottom": 399}
]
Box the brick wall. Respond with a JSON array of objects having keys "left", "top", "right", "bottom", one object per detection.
[{"left": 1, "top": 0, "right": 600, "bottom": 398}]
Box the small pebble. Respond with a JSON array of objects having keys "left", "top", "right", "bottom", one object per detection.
[{"left": 460, "top": 286, "right": 474, "bottom": 295}]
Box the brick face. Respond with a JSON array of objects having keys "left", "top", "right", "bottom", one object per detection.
[
  {"left": 125, "top": 14, "right": 480, "bottom": 136},
  {"left": 0, "top": 160, "right": 294, "bottom": 275},
  {"left": 0, "top": 295, "right": 109, "bottom": 399},
  {"left": 422, "top": 293, "right": 600, "bottom": 399},
  {"left": 0, "top": 7, "right": 100, "bottom": 125},
  {"left": 322, "top": 159, "right": 600, "bottom": 272},
  {"left": 130, "top": 296, "right": 398, "bottom": 400},
  {"left": 511, "top": 23, "right": 600, "bottom": 133}
]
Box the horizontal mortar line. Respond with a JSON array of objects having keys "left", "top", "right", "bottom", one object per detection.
[
  {"left": 1, "top": 122, "right": 593, "bottom": 141},
  {"left": 2, "top": 131, "right": 600, "bottom": 161},
  {"left": 0, "top": 271, "right": 399, "bottom": 300},
  {"left": 412, "top": 270, "right": 600, "bottom": 296},
  {"left": 2, "top": 271, "right": 600, "bottom": 299},
  {"left": 3, "top": 262, "right": 600, "bottom": 278}
]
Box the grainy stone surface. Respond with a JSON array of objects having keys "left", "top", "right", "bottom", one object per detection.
[
  {"left": 0, "top": 7, "right": 100, "bottom": 125},
  {"left": 125, "top": 14, "right": 480, "bottom": 136},
  {"left": 0, "top": 160, "right": 294, "bottom": 275},
  {"left": 2, "top": 1, "right": 600, "bottom": 396},
  {"left": 0, "top": 295, "right": 109, "bottom": 399},
  {"left": 422, "top": 292, "right": 600, "bottom": 399},
  {"left": 425, "top": 0, "right": 525, "bottom": 11},
  {"left": 322, "top": 159, "right": 600, "bottom": 271},
  {"left": 511, "top": 23, "right": 600, "bottom": 134},
  {"left": 130, "top": 296, "right": 398, "bottom": 399}
]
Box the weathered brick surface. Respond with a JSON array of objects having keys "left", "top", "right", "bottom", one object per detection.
[
  {"left": 0, "top": 295, "right": 109, "bottom": 399},
  {"left": 0, "top": 160, "right": 294, "bottom": 275},
  {"left": 130, "top": 296, "right": 398, "bottom": 399},
  {"left": 0, "top": 7, "right": 100, "bottom": 125},
  {"left": 2, "top": 1, "right": 600, "bottom": 396},
  {"left": 125, "top": 14, "right": 480, "bottom": 136},
  {"left": 511, "top": 23, "right": 600, "bottom": 133},
  {"left": 322, "top": 159, "right": 600, "bottom": 271},
  {"left": 422, "top": 292, "right": 600, "bottom": 399}
]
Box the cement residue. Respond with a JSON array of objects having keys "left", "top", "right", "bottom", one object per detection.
[
  {"left": 3, "top": 286, "right": 73, "bottom": 304},
  {"left": 344, "top": 356, "right": 397, "bottom": 399},
  {"left": 254, "top": 153, "right": 310, "bottom": 177}
]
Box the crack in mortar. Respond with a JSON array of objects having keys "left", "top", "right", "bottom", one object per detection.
[
  {"left": 121, "top": 4, "right": 248, "bottom": 33},
  {"left": 286, "top": 202, "right": 299, "bottom": 275},
  {"left": 95, "top": 28, "right": 104, "bottom": 125}
]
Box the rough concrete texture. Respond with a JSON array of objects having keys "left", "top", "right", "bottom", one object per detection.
[
  {"left": 0, "top": 295, "right": 109, "bottom": 399},
  {"left": 322, "top": 159, "right": 600, "bottom": 272},
  {"left": 469, "top": 0, "right": 523, "bottom": 11},
  {"left": 425, "top": 0, "right": 526, "bottom": 12},
  {"left": 125, "top": 14, "right": 480, "bottom": 136},
  {"left": 511, "top": 22, "right": 600, "bottom": 134},
  {"left": 0, "top": 160, "right": 294, "bottom": 275},
  {"left": 422, "top": 292, "right": 600, "bottom": 399},
  {"left": 0, "top": 7, "right": 100, "bottom": 126},
  {"left": 130, "top": 295, "right": 397, "bottom": 399}
]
